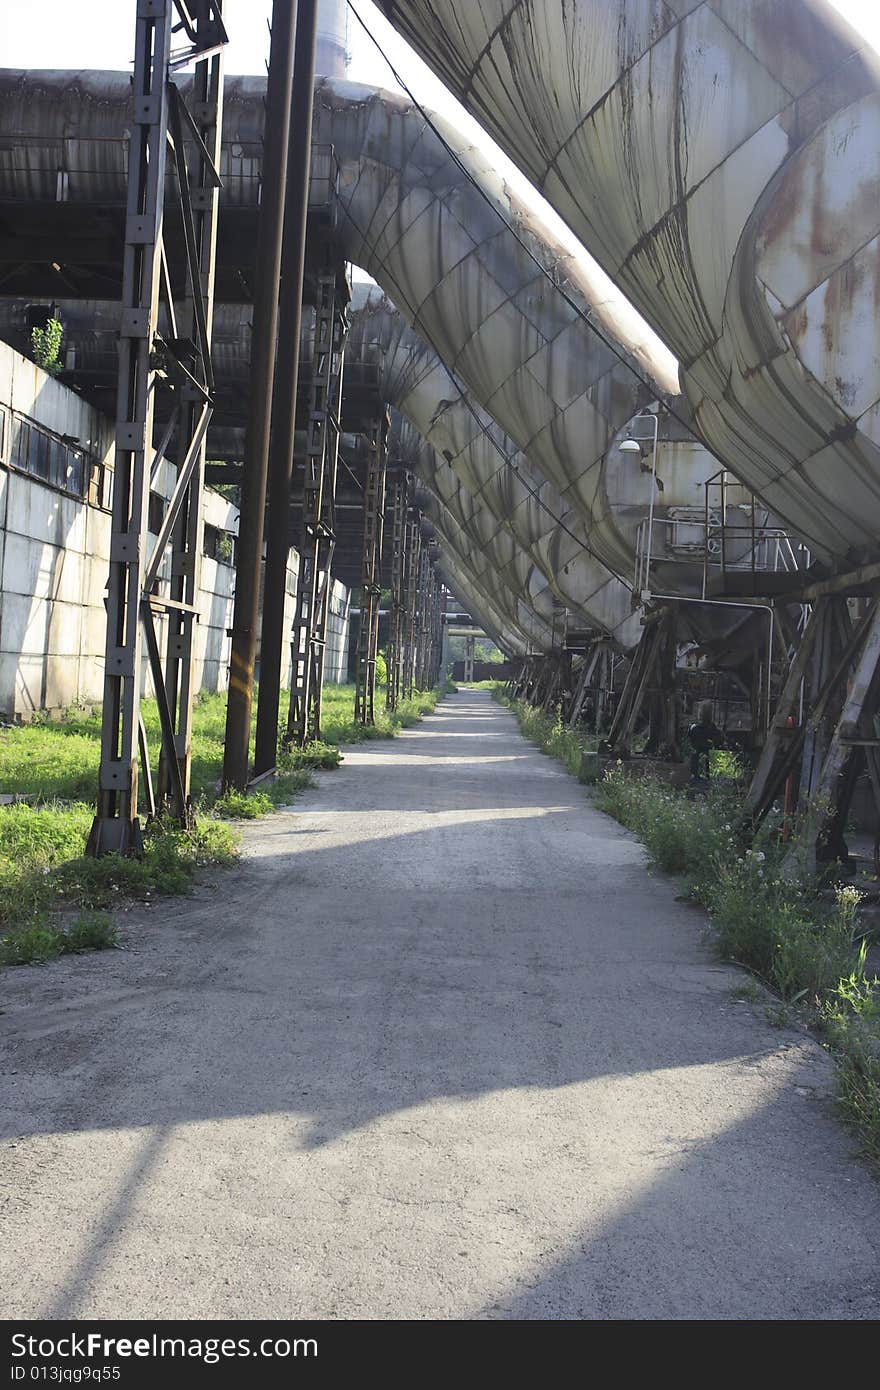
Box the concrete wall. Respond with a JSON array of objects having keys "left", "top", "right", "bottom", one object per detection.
[
  {"left": 0, "top": 341, "right": 351, "bottom": 719},
  {"left": 276, "top": 558, "right": 350, "bottom": 690}
]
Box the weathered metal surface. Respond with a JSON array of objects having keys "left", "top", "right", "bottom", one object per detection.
[
  {"left": 347, "top": 286, "right": 643, "bottom": 649},
  {"left": 222, "top": 0, "right": 298, "bottom": 791},
  {"left": 86, "top": 2, "right": 227, "bottom": 855},
  {"left": 377, "top": 0, "right": 880, "bottom": 568},
  {"left": 2, "top": 68, "right": 781, "bottom": 653},
  {"left": 254, "top": 0, "right": 321, "bottom": 776},
  {"left": 0, "top": 72, "right": 691, "bottom": 647}
]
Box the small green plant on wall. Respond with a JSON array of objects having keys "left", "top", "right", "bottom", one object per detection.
[{"left": 30, "top": 317, "right": 64, "bottom": 375}]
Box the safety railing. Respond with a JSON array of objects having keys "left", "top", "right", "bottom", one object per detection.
[{"left": 633, "top": 513, "right": 811, "bottom": 600}]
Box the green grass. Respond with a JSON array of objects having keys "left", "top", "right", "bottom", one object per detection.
[
  {"left": 0, "top": 684, "right": 445, "bottom": 805},
  {"left": 0, "top": 681, "right": 445, "bottom": 966},
  {"left": 0, "top": 696, "right": 233, "bottom": 805},
  {"left": 0, "top": 799, "right": 238, "bottom": 967},
  {"left": 504, "top": 694, "right": 880, "bottom": 1168},
  {"left": 280, "top": 740, "right": 342, "bottom": 771},
  {"left": 821, "top": 951, "right": 880, "bottom": 1167},
  {"left": 593, "top": 765, "right": 866, "bottom": 997},
  {"left": 0, "top": 912, "right": 118, "bottom": 967},
  {"left": 500, "top": 697, "right": 598, "bottom": 780},
  {"left": 317, "top": 683, "right": 445, "bottom": 745}
]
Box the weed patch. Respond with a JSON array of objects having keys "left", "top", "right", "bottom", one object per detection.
[
  {"left": 319, "top": 685, "right": 444, "bottom": 746},
  {"left": 505, "top": 699, "right": 597, "bottom": 779},
  {"left": 213, "top": 788, "right": 275, "bottom": 820},
  {"left": 596, "top": 765, "right": 740, "bottom": 892},
  {"left": 0, "top": 803, "right": 237, "bottom": 967},
  {"left": 820, "top": 949, "right": 880, "bottom": 1165},
  {"left": 279, "top": 740, "right": 341, "bottom": 772}
]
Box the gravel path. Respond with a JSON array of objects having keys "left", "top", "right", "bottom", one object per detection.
[{"left": 2, "top": 691, "right": 878, "bottom": 1319}]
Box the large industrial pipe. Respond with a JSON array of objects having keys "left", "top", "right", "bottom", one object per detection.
[
  {"left": 376, "top": 0, "right": 880, "bottom": 567},
  {"left": 0, "top": 72, "right": 676, "bottom": 649}
]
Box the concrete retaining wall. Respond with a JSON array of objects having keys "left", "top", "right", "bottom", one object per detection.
[{"left": 0, "top": 342, "right": 351, "bottom": 719}]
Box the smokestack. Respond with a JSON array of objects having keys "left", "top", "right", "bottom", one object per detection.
[{"left": 316, "top": 0, "right": 348, "bottom": 78}]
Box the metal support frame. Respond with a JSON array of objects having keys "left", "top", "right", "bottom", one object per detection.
[
  {"left": 222, "top": 0, "right": 298, "bottom": 791},
  {"left": 510, "top": 654, "right": 541, "bottom": 704},
  {"left": 435, "top": 584, "right": 447, "bottom": 685},
  {"left": 385, "top": 471, "right": 407, "bottom": 711},
  {"left": 535, "top": 651, "right": 570, "bottom": 715},
  {"left": 742, "top": 594, "right": 880, "bottom": 871},
  {"left": 287, "top": 264, "right": 349, "bottom": 746},
  {"left": 254, "top": 0, "right": 321, "bottom": 775},
  {"left": 604, "top": 606, "right": 677, "bottom": 758},
  {"left": 415, "top": 546, "right": 431, "bottom": 691},
  {"left": 353, "top": 409, "right": 390, "bottom": 725},
  {"left": 401, "top": 501, "right": 420, "bottom": 701},
  {"left": 567, "top": 640, "right": 611, "bottom": 729},
  {"left": 432, "top": 573, "right": 442, "bottom": 683},
  {"left": 88, "top": 0, "right": 227, "bottom": 857},
  {"left": 416, "top": 551, "right": 442, "bottom": 692}
]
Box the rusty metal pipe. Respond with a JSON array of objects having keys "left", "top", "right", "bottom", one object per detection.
[
  {"left": 222, "top": 0, "right": 299, "bottom": 791},
  {"left": 254, "top": 0, "right": 319, "bottom": 775}
]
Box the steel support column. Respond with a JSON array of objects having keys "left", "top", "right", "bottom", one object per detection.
[
  {"left": 88, "top": 0, "right": 227, "bottom": 857},
  {"left": 604, "top": 607, "right": 677, "bottom": 757},
  {"left": 414, "top": 546, "right": 430, "bottom": 691},
  {"left": 287, "top": 263, "right": 349, "bottom": 746},
  {"left": 401, "top": 501, "right": 420, "bottom": 701},
  {"left": 385, "top": 471, "right": 407, "bottom": 712},
  {"left": 222, "top": 0, "right": 299, "bottom": 791},
  {"left": 353, "top": 409, "right": 390, "bottom": 725},
  {"left": 741, "top": 594, "right": 880, "bottom": 872},
  {"left": 430, "top": 577, "right": 444, "bottom": 686},
  {"left": 783, "top": 598, "right": 880, "bottom": 876},
  {"left": 254, "top": 0, "right": 320, "bottom": 774},
  {"left": 157, "top": 10, "right": 226, "bottom": 809}
]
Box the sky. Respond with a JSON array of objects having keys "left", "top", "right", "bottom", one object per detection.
[
  {"left": 1, "top": 1, "right": 877, "bottom": 80},
  {"left": 1, "top": 0, "right": 878, "bottom": 354}
]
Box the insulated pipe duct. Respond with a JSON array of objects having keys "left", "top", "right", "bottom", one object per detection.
[
  {"left": 348, "top": 286, "right": 645, "bottom": 648},
  {"left": 303, "top": 77, "right": 680, "bottom": 571},
  {"left": 36, "top": 288, "right": 642, "bottom": 646},
  {"left": 377, "top": 0, "right": 880, "bottom": 569},
  {"left": 422, "top": 499, "right": 555, "bottom": 651},
  {"left": 391, "top": 415, "right": 603, "bottom": 638},
  {"left": 413, "top": 472, "right": 556, "bottom": 642},
  {"left": 435, "top": 551, "right": 532, "bottom": 656},
  {"left": 0, "top": 73, "right": 683, "bottom": 636},
  {"left": 338, "top": 429, "right": 558, "bottom": 649}
]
